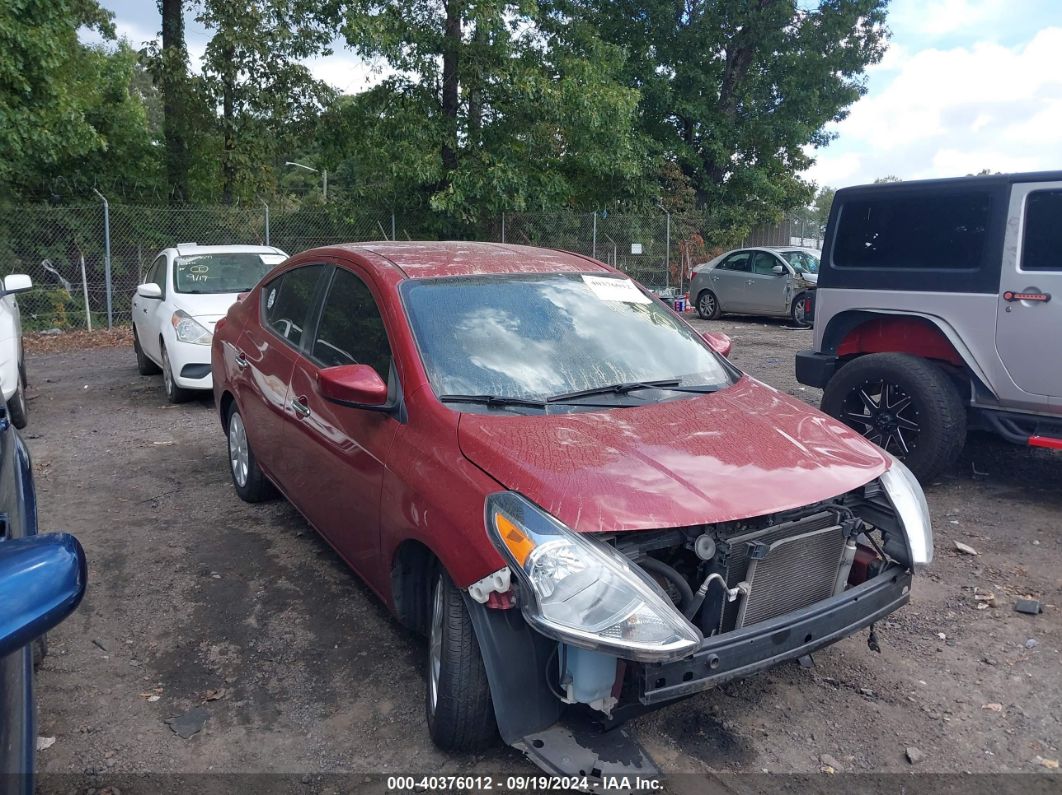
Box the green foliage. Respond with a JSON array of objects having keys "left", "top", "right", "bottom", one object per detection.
[{"left": 0, "top": 0, "right": 116, "bottom": 195}]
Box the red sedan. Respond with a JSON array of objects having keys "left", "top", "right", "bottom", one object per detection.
[{"left": 212, "top": 242, "right": 932, "bottom": 777}]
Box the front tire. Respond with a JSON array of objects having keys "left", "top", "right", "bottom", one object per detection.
[
  {"left": 821, "top": 352, "right": 966, "bottom": 482},
  {"left": 696, "top": 289, "right": 721, "bottom": 320},
  {"left": 161, "top": 343, "right": 191, "bottom": 404},
  {"left": 134, "top": 327, "right": 161, "bottom": 375},
  {"left": 790, "top": 292, "right": 813, "bottom": 328},
  {"left": 6, "top": 364, "right": 28, "bottom": 429},
  {"left": 225, "top": 404, "right": 275, "bottom": 502},
  {"left": 425, "top": 569, "right": 498, "bottom": 752}
]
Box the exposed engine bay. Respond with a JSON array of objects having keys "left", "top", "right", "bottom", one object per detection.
[{"left": 548, "top": 480, "right": 913, "bottom": 717}]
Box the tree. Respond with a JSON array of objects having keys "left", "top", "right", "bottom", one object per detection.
[
  {"left": 0, "top": 0, "right": 116, "bottom": 197},
  {"left": 873, "top": 175, "right": 902, "bottom": 183},
  {"left": 197, "top": 0, "right": 339, "bottom": 203},
  {"left": 571, "top": 0, "right": 888, "bottom": 236},
  {"left": 159, "top": 0, "right": 191, "bottom": 201},
  {"left": 335, "top": 1, "right": 649, "bottom": 230}
]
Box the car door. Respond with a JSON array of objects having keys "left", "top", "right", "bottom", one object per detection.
[
  {"left": 279, "top": 265, "right": 401, "bottom": 575},
  {"left": 746, "top": 252, "right": 791, "bottom": 315},
  {"left": 709, "top": 251, "right": 752, "bottom": 310},
  {"left": 134, "top": 256, "right": 168, "bottom": 362},
  {"left": 235, "top": 264, "right": 329, "bottom": 489},
  {"left": 996, "top": 184, "right": 1062, "bottom": 398}
]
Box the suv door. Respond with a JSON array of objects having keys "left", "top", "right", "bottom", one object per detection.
[
  {"left": 710, "top": 251, "right": 752, "bottom": 310},
  {"left": 746, "top": 252, "right": 790, "bottom": 315},
  {"left": 996, "top": 184, "right": 1062, "bottom": 398},
  {"left": 281, "top": 265, "right": 400, "bottom": 576}
]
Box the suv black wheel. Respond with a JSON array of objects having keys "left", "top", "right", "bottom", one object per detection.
[
  {"left": 225, "top": 404, "right": 275, "bottom": 502},
  {"left": 696, "top": 289, "right": 721, "bottom": 320},
  {"left": 134, "top": 327, "right": 161, "bottom": 375},
  {"left": 821, "top": 352, "right": 966, "bottom": 482},
  {"left": 425, "top": 568, "right": 498, "bottom": 752}
]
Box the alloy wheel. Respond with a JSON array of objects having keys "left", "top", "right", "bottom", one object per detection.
[
  {"left": 699, "top": 293, "right": 716, "bottom": 317},
  {"left": 841, "top": 379, "right": 921, "bottom": 456},
  {"left": 228, "top": 412, "right": 250, "bottom": 487},
  {"left": 428, "top": 577, "right": 444, "bottom": 714}
]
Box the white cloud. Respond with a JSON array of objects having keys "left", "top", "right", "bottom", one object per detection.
[
  {"left": 888, "top": 0, "right": 1011, "bottom": 37},
  {"left": 806, "top": 26, "right": 1062, "bottom": 187}
]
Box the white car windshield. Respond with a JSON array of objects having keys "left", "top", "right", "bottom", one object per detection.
[
  {"left": 401, "top": 273, "right": 733, "bottom": 404},
  {"left": 174, "top": 254, "right": 275, "bottom": 294},
  {"left": 779, "top": 250, "right": 820, "bottom": 274}
]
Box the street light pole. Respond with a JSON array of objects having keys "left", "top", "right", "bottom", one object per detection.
[{"left": 285, "top": 161, "right": 328, "bottom": 201}]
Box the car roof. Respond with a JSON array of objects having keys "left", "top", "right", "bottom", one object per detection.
[
  {"left": 170, "top": 244, "right": 287, "bottom": 257},
  {"left": 317, "top": 241, "right": 612, "bottom": 279},
  {"left": 836, "top": 169, "right": 1062, "bottom": 199}
]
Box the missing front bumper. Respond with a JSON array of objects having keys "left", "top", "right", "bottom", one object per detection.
[{"left": 637, "top": 566, "right": 911, "bottom": 705}]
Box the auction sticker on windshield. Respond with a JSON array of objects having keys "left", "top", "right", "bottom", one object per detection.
[{"left": 582, "top": 275, "right": 652, "bottom": 304}]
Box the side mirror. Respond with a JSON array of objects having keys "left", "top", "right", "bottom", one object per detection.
[
  {"left": 0, "top": 534, "right": 87, "bottom": 659},
  {"left": 318, "top": 364, "right": 390, "bottom": 408},
  {"left": 137, "top": 283, "right": 163, "bottom": 299},
  {"left": 3, "top": 274, "right": 32, "bottom": 295},
  {"left": 702, "top": 331, "right": 732, "bottom": 358},
  {"left": 771, "top": 264, "right": 786, "bottom": 276}
]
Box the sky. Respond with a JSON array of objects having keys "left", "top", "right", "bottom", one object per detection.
[{"left": 83, "top": 0, "right": 1062, "bottom": 190}]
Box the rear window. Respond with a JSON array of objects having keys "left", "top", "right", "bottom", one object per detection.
[{"left": 833, "top": 192, "right": 991, "bottom": 271}]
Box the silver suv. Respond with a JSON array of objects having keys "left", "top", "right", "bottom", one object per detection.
[{"left": 796, "top": 171, "right": 1062, "bottom": 481}]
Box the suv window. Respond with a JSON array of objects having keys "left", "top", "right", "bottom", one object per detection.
[
  {"left": 1022, "top": 190, "right": 1062, "bottom": 272},
  {"left": 718, "top": 252, "right": 751, "bottom": 272},
  {"left": 262, "top": 265, "right": 326, "bottom": 348},
  {"left": 750, "top": 252, "right": 780, "bottom": 275},
  {"left": 311, "top": 269, "right": 392, "bottom": 379},
  {"left": 833, "top": 192, "right": 991, "bottom": 270}
]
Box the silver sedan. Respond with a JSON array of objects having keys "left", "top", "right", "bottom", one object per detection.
[{"left": 689, "top": 247, "right": 819, "bottom": 327}]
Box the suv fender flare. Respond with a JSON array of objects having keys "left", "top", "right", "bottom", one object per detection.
[{"left": 821, "top": 310, "right": 992, "bottom": 395}]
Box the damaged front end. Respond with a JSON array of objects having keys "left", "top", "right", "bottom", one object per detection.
[{"left": 465, "top": 459, "right": 930, "bottom": 780}]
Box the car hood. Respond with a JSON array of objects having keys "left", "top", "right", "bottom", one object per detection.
[
  {"left": 171, "top": 293, "right": 244, "bottom": 329},
  {"left": 457, "top": 376, "right": 888, "bottom": 533},
  {"left": 800, "top": 272, "right": 818, "bottom": 285}
]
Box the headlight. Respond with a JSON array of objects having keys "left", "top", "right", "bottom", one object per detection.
[
  {"left": 486, "top": 492, "right": 702, "bottom": 662},
  {"left": 879, "top": 455, "right": 933, "bottom": 568},
  {"left": 171, "top": 310, "right": 212, "bottom": 345}
]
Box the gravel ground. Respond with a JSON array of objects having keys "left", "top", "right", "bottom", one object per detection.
[{"left": 26, "top": 318, "right": 1061, "bottom": 790}]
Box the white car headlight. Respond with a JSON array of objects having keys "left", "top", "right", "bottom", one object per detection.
[
  {"left": 171, "top": 310, "right": 213, "bottom": 346},
  {"left": 879, "top": 455, "right": 933, "bottom": 569},
  {"left": 485, "top": 492, "right": 702, "bottom": 662}
]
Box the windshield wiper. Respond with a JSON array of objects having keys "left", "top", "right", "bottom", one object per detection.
[
  {"left": 439, "top": 394, "right": 549, "bottom": 409},
  {"left": 545, "top": 379, "right": 727, "bottom": 403}
]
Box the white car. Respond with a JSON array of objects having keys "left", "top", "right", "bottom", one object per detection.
[
  {"left": 131, "top": 244, "right": 288, "bottom": 402},
  {"left": 0, "top": 274, "right": 33, "bottom": 427}
]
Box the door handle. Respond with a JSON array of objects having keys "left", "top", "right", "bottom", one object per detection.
[
  {"left": 291, "top": 397, "right": 311, "bottom": 418},
  {"left": 234, "top": 351, "right": 248, "bottom": 368},
  {"left": 1003, "top": 290, "right": 1051, "bottom": 303},
  {"left": 746, "top": 279, "right": 755, "bottom": 286}
]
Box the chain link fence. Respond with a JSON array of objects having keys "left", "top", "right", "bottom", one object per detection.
[{"left": 0, "top": 203, "right": 820, "bottom": 333}]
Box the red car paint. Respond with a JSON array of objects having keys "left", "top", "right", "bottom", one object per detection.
[
  {"left": 836, "top": 316, "right": 964, "bottom": 366},
  {"left": 212, "top": 243, "right": 892, "bottom": 611}
]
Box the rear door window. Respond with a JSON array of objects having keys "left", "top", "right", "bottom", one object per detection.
[
  {"left": 1021, "top": 190, "right": 1062, "bottom": 272},
  {"left": 833, "top": 192, "right": 991, "bottom": 271},
  {"left": 262, "top": 265, "right": 326, "bottom": 349},
  {"left": 310, "top": 269, "right": 393, "bottom": 380}
]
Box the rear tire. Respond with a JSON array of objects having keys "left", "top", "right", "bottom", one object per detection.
[
  {"left": 225, "top": 404, "right": 275, "bottom": 502},
  {"left": 696, "top": 289, "right": 721, "bottom": 320},
  {"left": 6, "top": 364, "right": 28, "bottom": 429},
  {"left": 821, "top": 352, "right": 966, "bottom": 482},
  {"left": 134, "top": 327, "right": 161, "bottom": 375},
  {"left": 425, "top": 568, "right": 498, "bottom": 752},
  {"left": 161, "top": 343, "right": 191, "bottom": 404}
]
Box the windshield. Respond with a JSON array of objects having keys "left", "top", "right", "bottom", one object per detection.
[
  {"left": 173, "top": 253, "right": 277, "bottom": 294},
  {"left": 401, "top": 273, "right": 733, "bottom": 404},
  {"left": 778, "top": 250, "right": 820, "bottom": 274}
]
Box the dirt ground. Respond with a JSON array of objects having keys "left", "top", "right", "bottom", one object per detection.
[{"left": 26, "top": 317, "right": 1061, "bottom": 791}]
